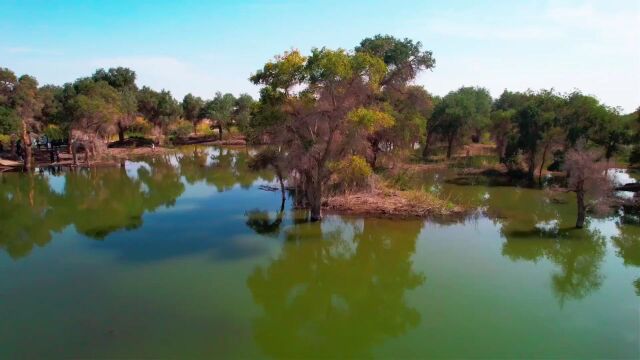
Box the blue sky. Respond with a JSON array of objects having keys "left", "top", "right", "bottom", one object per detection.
[{"left": 1, "top": 0, "right": 639, "bottom": 112}]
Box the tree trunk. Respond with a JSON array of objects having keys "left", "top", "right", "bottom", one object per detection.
[
  {"left": 539, "top": 145, "right": 548, "bottom": 184},
  {"left": 422, "top": 132, "right": 433, "bottom": 160},
  {"left": 71, "top": 142, "right": 78, "bottom": 166},
  {"left": 21, "top": 121, "right": 32, "bottom": 171},
  {"left": 496, "top": 135, "right": 506, "bottom": 163},
  {"left": 84, "top": 145, "right": 90, "bottom": 165},
  {"left": 308, "top": 180, "right": 322, "bottom": 222},
  {"left": 527, "top": 150, "right": 536, "bottom": 183},
  {"left": 218, "top": 124, "right": 223, "bottom": 140},
  {"left": 368, "top": 137, "right": 379, "bottom": 169},
  {"left": 576, "top": 186, "right": 586, "bottom": 229},
  {"left": 118, "top": 125, "right": 125, "bottom": 143},
  {"left": 446, "top": 135, "right": 454, "bottom": 159},
  {"left": 276, "top": 169, "right": 286, "bottom": 204}
]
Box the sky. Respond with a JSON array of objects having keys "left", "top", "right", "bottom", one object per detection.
[{"left": 1, "top": 0, "right": 639, "bottom": 112}]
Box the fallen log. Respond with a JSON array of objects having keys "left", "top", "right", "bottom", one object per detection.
[{"left": 0, "top": 158, "right": 22, "bottom": 167}]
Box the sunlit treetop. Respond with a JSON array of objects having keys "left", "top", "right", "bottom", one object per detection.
[
  {"left": 355, "top": 34, "right": 435, "bottom": 85},
  {"left": 347, "top": 107, "right": 395, "bottom": 132}
]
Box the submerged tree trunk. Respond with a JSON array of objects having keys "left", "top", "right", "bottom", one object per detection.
[
  {"left": 306, "top": 177, "right": 322, "bottom": 222},
  {"left": 576, "top": 185, "right": 586, "bottom": 229},
  {"left": 21, "top": 121, "right": 32, "bottom": 171},
  {"left": 275, "top": 168, "right": 286, "bottom": 204},
  {"left": 71, "top": 142, "right": 78, "bottom": 166}
]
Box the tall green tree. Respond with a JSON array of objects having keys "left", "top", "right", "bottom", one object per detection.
[
  {"left": 68, "top": 79, "right": 122, "bottom": 139},
  {"left": 515, "top": 90, "right": 563, "bottom": 182},
  {"left": 250, "top": 47, "right": 389, "bottom": 220},
  {"left": 355, "top": 34, "right": 435, "bottom": 88},
  {"left": 137, "top": 87, "right": 181, "bottom": 130},
  {"left": 384, "top": 85, "right": 433, "bottom": 158},
  {"left": 181, "top": 93, "right": 204, "bottom": 128},
  {"left": 156, "top": 90, "right": 182, "bottom": 128},
  {"left": 12, "top": 75, "right": 43, "bottom": 170},
  {"left": 0, "top": 68, "right": 20, "bottom": 153},
  {"left": 356, "top": 35, "right": 436, "bottom": 160},
  {"left": 92, "top": 67, "right": 138, "bottom": 142},
  {"left": 234, "top": 93, "right": 255, "bottom": 134},
  {"left": 38, "top": 85, "right": 64, "bottom": 126},
  {"left": 432, "top": 86, "right": 492, "bottom": 159},
  {"left": 91, "top": 67, "right": 137, "bottom": 90},
  {"left": 201, "top": 92, "right": 236, "bottom": 139},
  {"left": 590, "top": 106, "right": 630, "bottom": 162}
]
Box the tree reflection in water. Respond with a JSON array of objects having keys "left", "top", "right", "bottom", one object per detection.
[
  {"left": 0, "top": 147, "right": 271, "bottom": 260},
  {"left": 244, "top": 198, "right": 285, "bottom": 237},
  {"left": 501, "top": 223, "right": 606, "bottom": 305},
  {"left": 0, "top": 173, "right": 64, "bottom": 258},
  {"left": 611, "top": 218, "right": 640, "bottom": 296},
  {"left": 246, "top": 217, "right": 425, "bottom": 358},
  {"left": 0, "top": 156, "right": 186, "bottom": 258},
  {"left": 178, "top": 146, "right": 272, "bottom": 191}
]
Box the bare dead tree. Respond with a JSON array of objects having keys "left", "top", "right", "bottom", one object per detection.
[{"left": 562, "top": 145, "right": 614, "bottom": 228}]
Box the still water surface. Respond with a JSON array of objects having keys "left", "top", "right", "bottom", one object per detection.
[{"left": 0, "top": 146, "right": 638, "bottom": 358}]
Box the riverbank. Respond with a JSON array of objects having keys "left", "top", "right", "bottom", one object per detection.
[{"left": 0, "top": 134, "right": 249, "bottom": 171}]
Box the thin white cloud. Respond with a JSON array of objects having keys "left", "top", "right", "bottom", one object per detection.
[
  {"left": 5, "top": 47, "right": 62, "bottom": 55},
  {"left": 428, "top": 21, "right": 558, "bottom": 41}
]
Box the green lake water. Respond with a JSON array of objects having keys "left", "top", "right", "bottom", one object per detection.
[{"left": 1, "top": 146, "right": 638, "bottom": 359}]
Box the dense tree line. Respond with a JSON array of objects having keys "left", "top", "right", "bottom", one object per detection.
[
  {"left": 246, "top": 35, "right": 638, "bottom": 222},
  {"left": 0, "top": 66, "right": 255, "bottom": 167}
]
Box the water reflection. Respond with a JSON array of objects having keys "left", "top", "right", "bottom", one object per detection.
[
  {"left": 0, "top": 173, "right": 64, "bottom": 258},
  {"left": 414, "top": 168, "right": 640, "bottom": 302},
  {"left": 246, "top": 218, "right": 425, "bottom": 358},
  {"left": 178, "top": 147, "right": 272, "bottom": 191},
  {"left": 502, "top": 228, "right": 606, "bottom": 304},
  {"left": 244, "top": 201, "right": 285, "bottom": 237},
  {"left": 611, "top": 218, "right": 640, "bottom": 296},
  {"left": 0, "top": 147, "right": 270, "bottom": 260}
]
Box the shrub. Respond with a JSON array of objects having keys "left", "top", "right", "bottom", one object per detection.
[
  {"left": 0, "top": 106, "right": 20, "bottom": 135},
  {"left": 127, "top": 116, "right": 153, "bottom": 137},
  {"left": 328, "top": 155, "right": 373, "bottom": 192},
  {"left": 0, "top": 134, "right": 11, "bottom": 151},
  {"left": 196, "top": 121, "right": 214, "bottom": 136},
  {"left": 387, "top": 168, "right": 413, "bottom": 190},
  {"left": 44, "top": 124, "right": 65, "bottom": 141},
  {"left": 170, "top": 119, "right": 194, "bottom": 139}
]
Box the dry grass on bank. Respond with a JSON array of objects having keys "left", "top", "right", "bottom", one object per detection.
[{"left": 323, "top": 179, "right": 465, "bottom": 219}]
